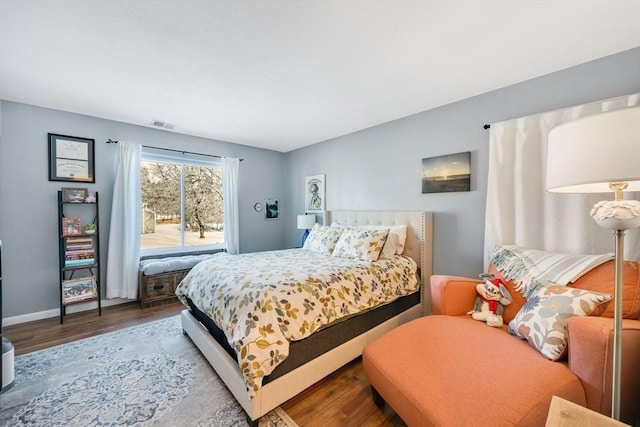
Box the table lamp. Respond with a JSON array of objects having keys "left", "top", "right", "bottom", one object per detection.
[
  {"left": 297, "top": 214, "right": 316, "bottom": 246},
  {"left": 546, "top": 106, "right": 640, "bottom": 420}
]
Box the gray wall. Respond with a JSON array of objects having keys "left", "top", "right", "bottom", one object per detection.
[
  {"left": 0, "top": 102, "right": 286, "bottom": 318},
  {"left": 284, "top": 47, "right": 640, "bottom": 278},
  {"left": 2, "top": 48, "right": 639, "bottom": 320}
]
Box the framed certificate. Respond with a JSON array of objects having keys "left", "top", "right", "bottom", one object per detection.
[{"left": 48, "top": 133, "right": 95, "bottom": 183}]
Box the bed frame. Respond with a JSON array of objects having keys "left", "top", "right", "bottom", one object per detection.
[{"left": 180, "top": 210, "right": 433, "bottom": 424}]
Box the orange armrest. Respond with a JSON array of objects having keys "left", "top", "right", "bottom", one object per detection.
[
  {"left": 568, "top": 316, "right": 640, "bottom": 362},
  {"left": 567, "top": 316, "right": 640, "bottom": 414},
  {"left": 430, "top": 275, "right": 481, "bottom": 315}
]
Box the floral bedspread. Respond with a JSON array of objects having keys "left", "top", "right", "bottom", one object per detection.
[{"left": 175, "top": 248, "right": 419, "bottom": 397}]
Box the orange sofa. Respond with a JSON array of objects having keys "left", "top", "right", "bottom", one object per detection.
[{"left": 363, "top": 261, "right": 640, "bottom": 426}]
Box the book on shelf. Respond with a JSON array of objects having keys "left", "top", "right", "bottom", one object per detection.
[
  {"left": 65, "top": 237, "right": 93, "bottom": 244},
  {"left": 66, "top": 246, "right": 93, "bottom": 252},
  {"left": 65, "top": 253, "right": 95, "bottom": 259},
  {"left": 65, "top": 248, "right": 95, "bottom": 255},
  {"left": 65, "top": 259, "right": 95, "bottom": 267}
]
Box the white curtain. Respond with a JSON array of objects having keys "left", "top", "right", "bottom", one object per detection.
[
  {"left": 106, "top": 142, "right": 142, "bottom": 299},
  {"left": 222, "top": 157, "right": 240, "bottom": 255},
  {"left": 484, "top": 93, "right": 640, "bottom": 269}
]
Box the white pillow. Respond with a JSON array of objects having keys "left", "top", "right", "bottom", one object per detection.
[{"left": 357, "top": 225, "right": 407, "bottom": 258}]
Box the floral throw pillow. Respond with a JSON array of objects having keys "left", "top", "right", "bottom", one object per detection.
[
  {"left": 332, "top": 228, "right": 389, "bottom": 262},
  {"left": 508, "top": 285, "right": 611, "bottom": 361},
  {"left": 302, "top": 224, "right": 344, "bottom": 254}
]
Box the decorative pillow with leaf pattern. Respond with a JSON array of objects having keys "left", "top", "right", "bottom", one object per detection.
[
  {"left": 302, "top": 224, "right": 344, "bottom": 254},
  {"left": 332, "top": 228, "right": 389, "bottom": 262},
  {"left": 508, "top": 285, "right": 611, "bottom": 360}
]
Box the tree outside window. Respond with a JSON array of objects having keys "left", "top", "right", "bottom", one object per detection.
[{"left": 140, "top": 160, "right": 224, "bottom": 251}]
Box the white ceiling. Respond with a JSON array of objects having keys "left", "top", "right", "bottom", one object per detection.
[{"left": 1, "top": 1, "right": 639, "bottom": 153}]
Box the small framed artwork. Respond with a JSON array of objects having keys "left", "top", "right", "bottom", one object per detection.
[
  {"left": 61, "top": 187, "right": 89, "bottom": 203},
  {"left": 305, "top": 174, "right": 325, "bottom": 213},
  {"left": 62, "top": 276, "right": 97, "bottom": 305},
  {"left": 421, "top": 152, "right": 471, "bottom": 194},
  {"left": 265, "top": 198, "right": 279, "bottom": 219},
  {"left": 48, "top": 133, "right": 95, "bottom": 183},
  {"left": 62, "top": 217, "right": 82, "bottom": 236}
]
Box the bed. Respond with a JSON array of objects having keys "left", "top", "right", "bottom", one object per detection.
[{"left": 178, "top": 210, "right": 433, "bottom": 425}]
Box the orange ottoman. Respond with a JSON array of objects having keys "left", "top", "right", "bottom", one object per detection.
[{"left": 362, "top": 315, "right": 586, "bottom": 427}]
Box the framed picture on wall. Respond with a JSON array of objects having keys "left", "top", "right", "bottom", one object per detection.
[
  {"left": 421, "top": 152, "right": 471, "bottom": 194},
  {"left": 265, "top": 198, "right": 279, "bottom": 219},
  {"left": 305, "top": 174, "right": 325, "bottom": 213},
  {"left": 48, "top": 133, "right": 95, "bottom": 183}
]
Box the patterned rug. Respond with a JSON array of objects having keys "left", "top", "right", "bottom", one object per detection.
[{"left": 0, "top": 316, "right": 298, "bottom": 427}]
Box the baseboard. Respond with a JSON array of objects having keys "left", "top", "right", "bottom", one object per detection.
[{"left": 2, "top": 298, "right": 131, "bottom": 326}]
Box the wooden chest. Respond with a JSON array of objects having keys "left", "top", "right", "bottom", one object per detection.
[{"left": 138, "top": 269, "right": 189, "bottom": 309}]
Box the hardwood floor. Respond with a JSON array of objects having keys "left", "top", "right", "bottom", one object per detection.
[{"left": 4, "top": 302, "right": 405, "bottom": 427}]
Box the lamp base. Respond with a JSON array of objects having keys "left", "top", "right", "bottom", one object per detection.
[
  {"left": 591, "top": 200, "right": 640, "bottom": 230},
  {"left": 590, "top": 200, "right": 640, "bottom": 421},
  {"left": 301, "top": 229, "right": 310, "bottom": 247}
]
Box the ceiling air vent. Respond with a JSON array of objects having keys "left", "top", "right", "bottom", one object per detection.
[{"left": 150, "top": 120, "right": 175, "bottom": 130}]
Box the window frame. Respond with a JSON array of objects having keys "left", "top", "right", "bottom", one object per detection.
[{"left": 140, "top": 146, "right": 225, "bottom": 257}]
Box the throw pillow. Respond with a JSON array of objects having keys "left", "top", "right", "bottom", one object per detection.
[
  {"left": 332, "top": 228, "right": 389, "bottom": 262},
  {"left": 508, "top": 285, "right": 611, "bottom": 361},
  {"left": 302, "top": 224, "right": 344, "bottom": 254},
  {"left": 356, "top": 225, "right": 407, "bottom": 258}
]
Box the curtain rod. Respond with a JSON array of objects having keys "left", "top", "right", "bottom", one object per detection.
[
  {"left": 106, "top": 140, "right": 243, "bottom": 161},
  {"left": 481, "top": 93, "right": 639, "bottom": 131},
  {"left": 142, "top": 145, "right": 225, "bottom": 160}
]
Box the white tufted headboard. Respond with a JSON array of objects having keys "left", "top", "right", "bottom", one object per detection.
[{"left": 326, "top": 210, "right": 434, "bottom": 312}]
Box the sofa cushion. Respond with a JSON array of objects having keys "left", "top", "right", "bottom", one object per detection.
[
  {"left": 508, "top": 286, "right": 612, "bottom": 360},
  {"left": 570, "top": 260, "right": 640, "bottom": 319},
  {"left": 363, "top": 316, "right": 586, "bottom": 427}
]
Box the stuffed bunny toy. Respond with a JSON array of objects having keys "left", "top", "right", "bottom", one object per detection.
[{"left": 467, "top": 274, "right": 513, "bottom": 327}]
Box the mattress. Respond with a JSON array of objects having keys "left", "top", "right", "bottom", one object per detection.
[{"left": 186, "top": 290, "right": 419, "bottom": 384}]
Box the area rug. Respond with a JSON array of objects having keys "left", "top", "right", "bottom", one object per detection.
[{"left": 0, "top": 316, "right": 298, "bottom": 427}]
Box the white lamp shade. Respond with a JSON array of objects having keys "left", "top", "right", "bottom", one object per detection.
[
  {"left": 546, "top": 106, "right": 640, "bottom": 193},
  {"left": 297, "top": 214, "right": 316, "bottom": 230}
]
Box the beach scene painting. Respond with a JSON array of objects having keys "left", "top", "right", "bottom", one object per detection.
[{"left": 421, "top": 152, "right": 471, "bottom": 194}]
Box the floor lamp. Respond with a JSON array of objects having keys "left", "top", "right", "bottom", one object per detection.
[{"left": 546, "top": 106, "right": 640, "bottom": 420}]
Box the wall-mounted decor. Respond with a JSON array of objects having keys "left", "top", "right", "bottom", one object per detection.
[
  {"left": 48, "top": 133, "right": 95, "bottom": 183},
  {"left": 61, "top": 187, "right": 89, "bottom": 203},
  {"left": 265, "top": 198, "right": 279, "bottom": 219},
  {"left": 421, "top": 152, "right": 471, "bottom": 194},
  {"left": 305, "top": 174, "right": 325, "bottom": 213}
]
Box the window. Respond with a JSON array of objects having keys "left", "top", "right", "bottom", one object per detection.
[{"left": 140, "top": 147, "right": 224, "bottom": 254}]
